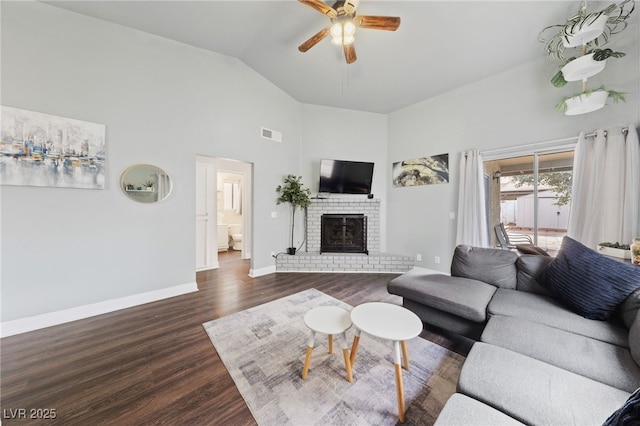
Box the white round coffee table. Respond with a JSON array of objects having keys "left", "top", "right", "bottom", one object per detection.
[
  {"left": 350, "top": 302, "right": 423, "bottom": 423},
  {"left": 301, "top": 306, "right": 353, "bottom": 382}
]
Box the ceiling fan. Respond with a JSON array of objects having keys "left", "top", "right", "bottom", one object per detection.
[{"left": 298, "top": 0, "right": 401, "bottom": 64}]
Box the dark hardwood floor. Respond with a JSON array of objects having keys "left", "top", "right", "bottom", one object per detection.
[{"left": 1, "top": 251, "right": 470, "bottom": 425}]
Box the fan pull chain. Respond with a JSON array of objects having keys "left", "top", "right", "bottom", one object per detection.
[{"left": 341, "top": 63, "right": 350, "bottom": 96}]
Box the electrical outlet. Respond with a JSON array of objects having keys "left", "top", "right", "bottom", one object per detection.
[
  {"left": 416, "top": 253, "right": 422, "bottom": 261},
  {"left": 449, "top": 212, "right": 456, "bottom": 220},
  {"left": 271, "top": 211, "right": 277, "bottom": 218},
  {"left": 435, "top": 256, "right": 441, "bottom": 264}
]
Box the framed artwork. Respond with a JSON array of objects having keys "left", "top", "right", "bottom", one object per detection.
[
  {"left": 392, "top": 153, "right": 449, "bottom": 187},
  {"left": 0, "top": 106, "right": 106, "bottom": 189}
]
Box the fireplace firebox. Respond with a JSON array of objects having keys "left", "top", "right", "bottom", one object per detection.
[{"left": 320, "top": 214, "right": 368, "bottom": 254}]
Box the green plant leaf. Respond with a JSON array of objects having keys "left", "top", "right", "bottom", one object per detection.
[
  {"left": 551, "top": 70, "right": 568, "bottom": 87},
  {"left": 607, "top": 90, "right": 626, "bottom": 103}
]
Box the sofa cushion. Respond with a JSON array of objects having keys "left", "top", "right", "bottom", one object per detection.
[
  {"left": 388, "top": 270, "right": 496, "bottom": 322},
  {"left": 451, "top": 245, "right": 518, "bottom": 289},
  {"left": 434, "top": 393, "right": 524, "bottom": 426},
  {"left": 620, "top": 288, "right": 640, "bottom": 329},
  {"left": 603, "top": 387, "right": 640, "bottom": 426},
  {"left": 458, "top": 342, "right": 631, "bottom": 426},
  {"left": 631, "top": 312, "right": 640, "bottom": 367},
  {"left": 488, "top": 289, "right": 629, "bottom": 347},
  {"left": 481, "top": 315, "right": 640, "bottom": 392},
  {"left": 516, "top": 254, "right": 552, "bottom": 295},
  {"left": 537, "top": 236, "right": 640, "bottom": 320}
]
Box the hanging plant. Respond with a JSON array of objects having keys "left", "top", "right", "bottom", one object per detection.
[
  {"left": 539, "top": 0, "right": 635, "bottom": 59},
  {"left": 550, "top": 49, "right": 626, "bottom": 88},
  {"left": 555, "top": 87, "right": 625, "bottom": 115}
]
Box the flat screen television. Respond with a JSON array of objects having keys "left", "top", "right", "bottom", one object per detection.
[{"left": 319, "top": 159, "right": 374, "bottom": 194}]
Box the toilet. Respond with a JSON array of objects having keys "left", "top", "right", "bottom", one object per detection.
[{"left": 229, "top": 224, "right": 243, "bottom": 251}]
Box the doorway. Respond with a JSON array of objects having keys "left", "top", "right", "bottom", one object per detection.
[
  {"left": 195, "top": 156, "right": 252, "bottom": 271},
  {"left": 484, "top": 150, "right": 574, "bottom": 255}
]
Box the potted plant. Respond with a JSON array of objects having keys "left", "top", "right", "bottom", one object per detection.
[
  {"left": 276, "top": 174, "right": 311, "bottom": 255},
  {"left": 539, "top": 0, "right": 634, "bottom": 60},
  {"left": 555, "top": 87, "right": 625, "bottom": 115},
  {"left": 143, "top": 180, "right": 155, "bottom": 191},
  {"left": 597, "top": 241, "right": 632, "bottom": 259},
  {"left": 541, "top": 0, "right": 634, "bottom": 115},
  {"left": 551, "top": 49, "right": 625, "bottom": 87}
]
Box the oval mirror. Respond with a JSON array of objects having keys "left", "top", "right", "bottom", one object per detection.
[{"left": 120, "top": 164, "right": 172, "bottom": 203}]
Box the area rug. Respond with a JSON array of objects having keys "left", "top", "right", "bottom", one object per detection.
[{"left": 203, "top": 289, "right": 465, "bottom": 425}]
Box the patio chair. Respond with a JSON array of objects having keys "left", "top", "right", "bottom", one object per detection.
[{"left": 494, "top": 223, "right": 549, "bottom": 256}]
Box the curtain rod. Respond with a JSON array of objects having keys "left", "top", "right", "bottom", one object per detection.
[{"left": 584, "top": 126, "right": 629, "bottom": 138}]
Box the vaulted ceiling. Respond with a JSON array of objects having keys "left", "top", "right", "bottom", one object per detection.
[{"left": 44, "top": 1, "right": 626, "bottom": 113}]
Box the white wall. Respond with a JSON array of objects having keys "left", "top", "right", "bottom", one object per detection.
[
  {"left": 387, "top": 18, "right": 639, "bottom": 271},
  {"left": 2, "top": 1, "right": 638, "bottom": 327},
  {"left": 299, "top": 104, "right": 389, "bottom": 250},
  {"left": 0, "top": 2, "right": 302, "bottom": 323}
]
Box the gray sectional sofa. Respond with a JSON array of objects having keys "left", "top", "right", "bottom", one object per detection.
[{"left": 388, "top": 242, "right": 640, "bottom": 425}]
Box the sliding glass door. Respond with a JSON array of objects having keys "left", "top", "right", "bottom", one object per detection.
[{"left": 485, "top": 149, "right": 574, "bottom": 256}]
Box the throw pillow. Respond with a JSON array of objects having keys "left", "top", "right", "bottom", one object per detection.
[
  {"left": 620, "top": 289, "right": 640, "bottom": 329},
  {"left": 537, "top": 236, "right": 640, "bottom": 320},
  {"left": 631, "top": 312, "right": 640, "bottom": 367},
  {"left": 451, "top": 245, "right": 518, "bottom": 289},
  {"left": 603, "top": 386, "right": 640, "bottom": 426}
]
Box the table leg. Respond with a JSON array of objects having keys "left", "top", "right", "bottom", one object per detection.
[
  {"left": 328, "top": 334, "right": 333, "bottom": 354},
  {"left": 340, "top": 332, "right": 353, "bottom": 382},
  {"left": 401, "top": 340, "right": 410, "bottom": 370},
  {"left": 393, "top": 340, "right": 406, "bottom": 423},
  {"left": 350, "top": 329, "right": 361, "bottom": 366},
  {"left": 301, "top": 331, "right": 316, "bottom": 380}
]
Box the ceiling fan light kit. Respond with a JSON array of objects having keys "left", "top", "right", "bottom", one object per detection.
[
  {"left": 539, "top": 0, "right": 635, "bottom": 115},
  {"left": 298, "top": 0, "right": 400, "bottom": 64},
  {"left": 330, "top": 19, "right": 356, "bottom": 45}
]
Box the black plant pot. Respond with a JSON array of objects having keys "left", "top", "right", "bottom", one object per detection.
[{"left": 287, "top": 247, "right": 296, "bottom": 255}]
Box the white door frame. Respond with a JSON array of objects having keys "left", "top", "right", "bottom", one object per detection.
[{"left": 195, "top": 155, "right": 252, "bottom": 270}]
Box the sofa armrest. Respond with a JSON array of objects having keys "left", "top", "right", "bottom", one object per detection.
[{"left": 388, "top": 270, "right": 497, "bottom": 322}]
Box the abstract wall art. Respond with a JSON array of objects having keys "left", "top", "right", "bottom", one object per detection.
[
  {"left": 392, "top": 153, "right": 449, "bottom": 187},
  {"left": 0, "top": 106, "right": 106, "bottom": 189}
]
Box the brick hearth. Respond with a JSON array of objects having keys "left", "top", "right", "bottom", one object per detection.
[{"left": 275, "top": 198, "right": 414, "bottom": 273}]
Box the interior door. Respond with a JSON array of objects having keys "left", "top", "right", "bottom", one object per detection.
[{"left": 196, "top": 161, "right": 217, "bottom": 270}]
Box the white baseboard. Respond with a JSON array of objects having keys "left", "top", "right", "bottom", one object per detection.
[
  {"left": 0, "top": 282, "right": 198, "bottom": 338},
  {"left": 249, "top": 265, "right": 276, "bottom": 277}
]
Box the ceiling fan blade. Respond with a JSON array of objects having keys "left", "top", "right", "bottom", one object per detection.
[
  {"left": 299, "top": 0, "right": 337, "bottom": 18},
  {"left": 343, "top": 43, "right": 357, "bottom": 64},
  {"left": 355, "top": 15, "right": 401, "bottom": 31},
  {"left": 343, "top": 0, "right": 360, "bottom": 15},
  {"left": 298, "top": 26, "right": 331, "bottom": 52}
]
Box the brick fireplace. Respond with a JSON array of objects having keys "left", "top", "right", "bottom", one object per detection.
[{"left": 275, "top": 198, "right": 414, "bottom": 273}]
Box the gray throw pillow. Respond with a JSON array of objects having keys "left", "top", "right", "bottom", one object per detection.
[
  {"left": 517, "top": 255, "right": 553, "bottom": 295},
  {"left": 620, "top": 289, "right": 640, "bottom": 329},
  {"left": 631, "top": 312, "right": 640, "bottom": 368},
  {"left": 451, "top": 245, "right": 518, "bottom": 289}
]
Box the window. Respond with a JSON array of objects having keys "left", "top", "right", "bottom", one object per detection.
[{"left": 484, "top": 148, "right": 574, "bottom": 256}]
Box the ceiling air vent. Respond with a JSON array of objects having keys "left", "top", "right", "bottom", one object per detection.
[{"left": 261, "top": 127, "right": 282, "bottom": 143}]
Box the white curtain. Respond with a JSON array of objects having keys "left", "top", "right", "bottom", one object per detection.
[
  {"left": 568, "top": 125, "right": 640, "bottom": 248},
  {"left": 456, "top": 149, "right": 489, "bottom": 247}
]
